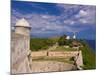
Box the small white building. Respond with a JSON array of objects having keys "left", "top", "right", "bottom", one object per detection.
[{"left": 66, "top": 36, "right": 70, "bottom": 40}]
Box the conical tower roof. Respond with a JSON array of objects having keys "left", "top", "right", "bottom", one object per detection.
[{"left": 15, "top": 18, "right": 30, "bottom": 28}]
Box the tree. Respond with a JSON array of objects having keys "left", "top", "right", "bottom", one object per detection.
[{"left": 58, "top": 35, "right": 67, "bottom": 46}]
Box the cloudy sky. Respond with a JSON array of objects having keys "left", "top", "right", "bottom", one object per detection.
[{"left": 11, "top": 1, "right": 96, "bottom": 40}]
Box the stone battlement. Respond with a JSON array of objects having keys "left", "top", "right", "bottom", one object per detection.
[
  {"left": 30, "top": 50, "right": 83, "bottom": 68},
  {"left": 31, "top": 51, "right": 80, "bottom": 58}
]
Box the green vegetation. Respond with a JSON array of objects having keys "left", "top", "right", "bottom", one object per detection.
[
  {"left": 79, "top": 40, "right": 96, "bottom": 69},
  {"left": 69, "top": 57, "right": 75, "bottom": 61},
  {"left": 30, "top": 35, "right": 77, "bottom": 51},
  {"left": 57, "top": 35, "right": 78, "bottom": 47},
  {"left": 30, "top": 38, "right": 55, "bottom": 51},
  {"left": 53, "top": 46, "right": 77, "bottom": 51},
  {"left": 32, "top": 56, "right": 74, "bottom": 64},
  {"left": 30, "top": 35, "right": 96, "bottom": 70},
  {"left": 58, "top": 35, "right": 67, "bottom": 46},
  {"left": 49, "top": 36, "right": 60, "bottom": 43}
]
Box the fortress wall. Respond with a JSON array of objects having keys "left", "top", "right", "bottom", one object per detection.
[
  {"left": 48, "top": 51, "right": 83, "bottom": 67},
  {"left": 48, "top": 51, "right": 79, "bottom": 57},
  {"left": 76, "top": 51, "right": 83, "bottom": 67},
  {"left": 31, "top": 50, "right": 83, "bottom": 68},
  {"left": 11, "top": 33, "right": 31, "bottom": 74},
  {"left": 31, "top": 51, "right": 80, "bottom": 58},
  {"left": 31, "top": 51, "right": 47, "bottom": 57}
]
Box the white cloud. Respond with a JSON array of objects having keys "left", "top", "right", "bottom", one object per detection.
[
  {"left": 56, "top": 4, "right": 96, "bottom": 25},
  {"left": 64, "top": 20, "right": 75, "bottom": 25},
  {"left": 75, "top": 10, "right": 88, "bottom": 18},
  {"left": 11, "top": 9, "right": 64, "bottom": 34},
  {"left": 79, "top": 19, "right": 87, "bottom": 24},
  {"left": 79, "top": 10, "right": 88, "bottom": 16},
  {"left": 11, "top": 4, "right": 96, "bottom": 35}
]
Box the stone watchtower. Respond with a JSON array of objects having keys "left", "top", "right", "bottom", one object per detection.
[
  {"left": 15, "top": 18, "right": 31, "bottom": 53},
  {"left": 11, "top": 18, "right": 31, "bottom": 74},
  {"left": 15, "top": 18, "right": 31, "bottom": 36}
]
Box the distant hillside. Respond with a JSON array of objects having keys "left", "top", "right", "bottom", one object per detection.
[
  {"left": 79, "top": 40, "right": 96, "bottom": 69},
  {"left": 30, "top": 38, "right": 56, "bottom": 51}
]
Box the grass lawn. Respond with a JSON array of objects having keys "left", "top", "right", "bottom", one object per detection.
[
  {"left": 52, "top": 46, "right": 78, "bottom": 51},
  {"left": 32, "top": 56, "right": 74, "bottom": 64}
]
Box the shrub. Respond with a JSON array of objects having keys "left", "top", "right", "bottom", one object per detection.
[{"left": 70, "top": 57, "right": 75, "bottom": 61}]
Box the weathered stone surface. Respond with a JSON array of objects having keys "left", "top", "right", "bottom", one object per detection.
[
  {"left": 31, "top": 51, "right": 82, "bottom": 58},
  {"left": 15, "top": 18, "right": 31, "bottom": 36},
  {"left": 31, "top": 61, "right": 76, "bottom": 73},
  {"left": 30, "top": 50, "right": 83, "bottom": 71},
  {"left": 31, "top": 51, "right": 47, "bottom": 57},
  {"left": 48, "top": 51, "right": 79, "bottom": 57},
  {"left": 11, "top": 18, "right": 32, "bottom": 74},
  {"left": 11, "top": 33, "right": 31, "bottom": 74},
  {"left": 75, "top": 51, "right": 83, "bottom": 69}
]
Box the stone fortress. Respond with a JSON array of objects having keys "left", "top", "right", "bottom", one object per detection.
[
  {"left": 11, "top": 18, "right": 83, "bottom": 74},
  {"left": 11, "top": 18, "right": 31, "bottom": 74}
]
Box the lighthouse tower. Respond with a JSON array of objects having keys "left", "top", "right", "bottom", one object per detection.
[
  {"left": 73, "top": 32, "right": 76, "bottom": 39},
  {"left": 15, "top": 18, "right": 31, "bottom": 36}
]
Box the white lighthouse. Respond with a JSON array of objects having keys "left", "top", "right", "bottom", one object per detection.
[
  {"left": 15, "top": 18, "right": 31, "bottom": 36},
  {"left": 73, "top": 32, "right": 76, "bottom": 39}
]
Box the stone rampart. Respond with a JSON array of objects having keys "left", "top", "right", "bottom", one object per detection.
[
  {"left": 31, "top": 50, "right": 83, "bottom": 67},
  {"left": 31, "top": 51, "right": 79, "bottom": 58},
  {"left": 11, "top": 33, "right": 31, "bottom": 74},
  {"left": 31, "top": 51, "right": 47, "bottom": 57},
  {"left": 48, "top": 51, "right": 79, "bottom": 57}
]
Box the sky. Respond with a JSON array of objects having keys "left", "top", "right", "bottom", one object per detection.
[{"left": 11, "top": 1, "right": 96, "bottom": 40}]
